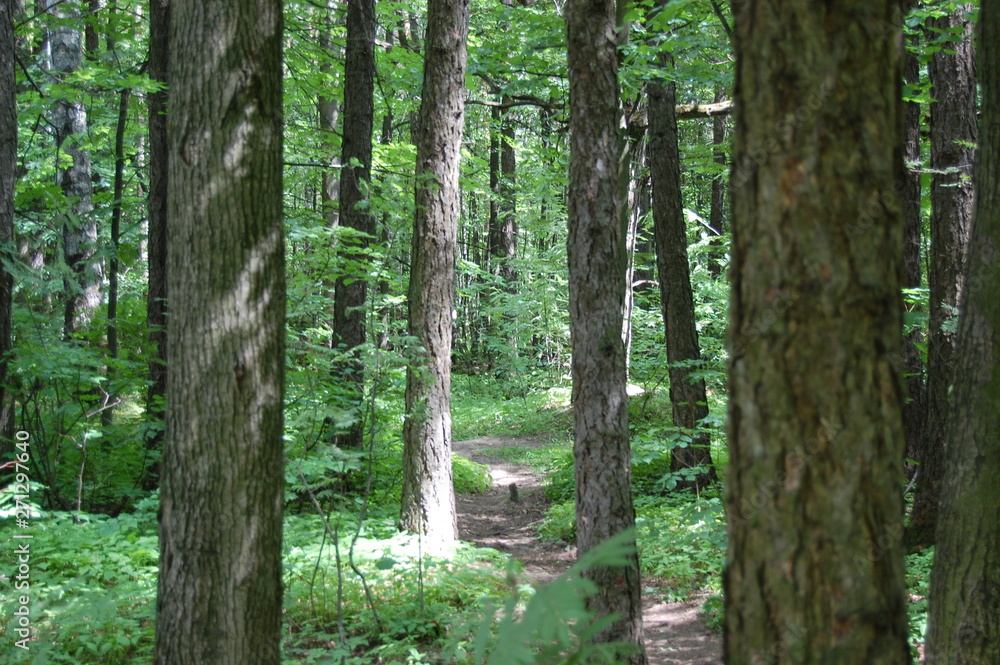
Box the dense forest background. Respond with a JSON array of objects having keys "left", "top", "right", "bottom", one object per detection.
[{"left": 0, "top": 0, "right": 997, "bottom": 663}]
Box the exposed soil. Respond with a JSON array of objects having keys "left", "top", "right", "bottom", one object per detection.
[{"left": 453, "top": 436, "right": 722, "bottom": 665}]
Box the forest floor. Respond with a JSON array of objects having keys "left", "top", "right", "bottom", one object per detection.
[{"left": 453, "top": 436, "right": 722, "bottom": 665}]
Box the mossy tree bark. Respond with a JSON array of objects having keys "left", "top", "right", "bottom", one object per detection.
[
  {"left": 925, "top": 3, "right": 1000, "bottom": 662},
  {"left": 908, "top": 4, "right": 977, "bottom": 550},
  {"left": 725, "top": 3, "right": 911, "bottom": 664},
  {"left": 0, "top": 0, "right": 15, "bottom": 453},
  {"left": 154, "top": 0, "right": 285, "bottom": 662}
]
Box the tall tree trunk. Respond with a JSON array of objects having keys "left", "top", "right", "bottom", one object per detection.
[
  {"left": 318, "top": 1, "right": 341, "bottom": 231},
  {"left": 144, "top": 0, "right": 169, "bottom": 491},
  {"left": 908, "top": 4, "right": 977, "bottom": 550},
  {"left": 154, "top": 0, "right": 285, "bottom": 661},
  {"left": 565, "top": 0, "right": 646, "bottom": 660},
  {"left": 647, "top": 48, "right": 714, "bottom": 487},
  {"left": 708, "top": 85, "right": 727, "bottom": 277},
  {"left": 399, "top": 0, "right": 469, "bottom": 551},
  {"left": 332, "top": 0, "right": 376, "bottom": 449},
  {"left": 497, "top": 98, "right": 517, "bottom": 284},
  {"left": 725, "top": 3, "right": 911, "bottom": 664},
  {"left": 925, "top": 7, "right": 1000, "bottom": 661},
  {"left": 51, "top": 1, "right": 100, "bottom": 336},
  {"left": 103, "top": 88, "right": 130, "bottom": 429},
  {"left": 0, "top": 0, "right": 16, "bottom": 455},
  {"left": 901, "top": 39, "right": 924, "bottom": 475}
]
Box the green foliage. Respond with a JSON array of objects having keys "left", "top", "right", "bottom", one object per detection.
[
  {"left": 282, "top": 514, "right": 516, "bottom": 663},
  {"left": 453, "top": 455, "right": 493, "bottom": 494},
  {"left": 537, "top": 501, "right": 576, "bottom": 543},
  {"left": 445, "top": 530, "right": 641, "bottom": 665},
  {"left": 0, "top": 498, "right": 159, "bottom": 664},
  {"left": 906, "top": 547, "right": 935, "bottom": 659}
]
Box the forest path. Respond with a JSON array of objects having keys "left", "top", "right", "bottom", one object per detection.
[{"left": 453, "top": 436, "right": 722, "bottom": 665}]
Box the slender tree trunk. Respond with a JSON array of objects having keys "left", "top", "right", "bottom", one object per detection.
[
  {"left": 318, "top": 2, "right": 341, "bottom": 231},
  {"left": 103, "top": 88, "right": 129, "bottom": 429},
  {"left": 708, "top": 85, "right": 727, "bottom": 277},
  {"left": 647, "top": 48, "right": 714, "bottom": 487},
  {"left": 725, "top": 3, "right": 911, "bottom": 664},
  {"left": 498, "top": 98, "right": 517, "bottom": 284},
  {"left": 144, "top": 0, "right": 169, "bottom": 491},
  {"left": 565, "top": 0, "right": 646, "bottom": 660},
  {"left": 399, "top": 0, "right": 469, "bottom": 551},
  {"left": 0, "top": 0, "right": 16, "bottom": 455},
  {"left": 901, "top": 39, "right": 924, "bottom": 474},
  {"left": 332, "top": 0, "right": 376, "bottom": 449},
  {"left": 908, "top": 4, "right": 977, "bottom": 550},
  {"left": 50, "top": 1, "right": 100, "bottom": 336},
  {"left": 154, "top": 0, "right": 285, "bottom": 661},
  {"left": 925, "top": 8, "right": 1000, "bottom": 661}
]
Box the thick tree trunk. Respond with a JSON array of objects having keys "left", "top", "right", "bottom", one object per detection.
[
  {"left": 565, "top": 0, "right": 646, "bottom": 660},
  {"left": 0, "top": 0, "right": 16, "bottom": 454},
  {"left": 399, "top": 0, "right": 469, "bottom": 550},
  {"left": 908, "top": 5, "right": 977, "bottom": 550},
  {"left": 332, "top": 0, "right": 376, "bottom": 449},
  {"left": 50, "top": 3, "right": 100, "bottom": 336},
  {"left": 725, "top": 3, "right": 911, "bottom": 664},
  {"left": 925, "top": 8, "right": 1000, "bottom": 662},
  {"left": 901, "top": 40, "right": 924, "bottom": 475},
  {"left": 144, "top": 0, "right": 169, "bottom": 491},
  {"left": 648, "top": 54, "right": 715, "bottom": 488},
  {"left": 154, "top": 0, "right": 285, "bottom": 662}
]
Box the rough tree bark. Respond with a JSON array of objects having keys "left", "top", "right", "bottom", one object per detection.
[
  {"left": 143, "top": 0, "right": 169, "bottom": 491},
  {"left": 50, "top": 1, "right": 100, "bottom": 336},
  {"left": 565, "top": 0, "right": 646, "bottom": 659},
  {"left": 901, "top": 39, "right": 925, "bottom": 474},
  {"left": 708, "top": 85, "right": 727, "bottom": 277},
  {"left": 648, "top": 46, "right": 715, "bottom": 488},
  {"left": 0, "top": 0, "right": 16, "bottom": 453},
  {"left": 332, "top": 0, "right": 376, "bottom": 449},
  {"left": 725, "top": 3, "right": 911, "bottom": 664},
  {"left": 399, "top": 0, "right": 469, "bottom": 550},
  {"left": 908, "top": 4, "right": 977, "bottom": 550},
  {"left": 154, "top": 0, "right": 285, "bottom": 662},
  {"left": 925, "top": 5, "right": 1000, "bottom": 662}
]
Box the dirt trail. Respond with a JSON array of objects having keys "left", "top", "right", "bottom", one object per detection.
[{"left": 453, "top": 436, "right": 722, "bottom": 665}]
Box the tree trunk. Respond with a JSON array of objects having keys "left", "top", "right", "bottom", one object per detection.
[
  {"left": 925, "top": 8, "right": 1000, "bottom": 661},
  {"left": 648, "top": 54, "right": 715, "bottom": 487},
  {"left": 104, "top": 88, "right": 130, "bottom": 429},
  {"left": 51, "top": 2, "right": 100, "bottom": 336},
  {"left": 708, "top": 85, "right": 727, "bottom": 277},
  {"left": 144, "top": 0, "right": 169, "bottom": 491},
  {"left": 498, "top": 98, "right": 517, "bottom": 284},
  {"left": 725, "top": 3, "right": 911, "bottom": 664},
  {"left": 154, "top": 0, "right": 285, "bottom": 661},
  {"left": 318, "top": 3, "right": 341, "bottom": 234},
  {"left": 399, "top": 0, "right": 469, "bottom": 551},
  {"left": 901, "top": 39, "right": 924, "bottom": 475},
  {"left": 908, "top": 5, "right": 977, "bottom": 550},
  {"left": 332, "top": 0, "right": 376, "bottom": 449},
  {"left": 565, "top": 0, "right": 646, "bottom": 660},
  {"left": 0, "top": 0, "right": 16, "bottom": 454}
]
